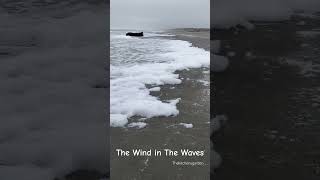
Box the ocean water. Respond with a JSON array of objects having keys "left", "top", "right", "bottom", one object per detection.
[{"left": 110, "top": 30, "right": 210, "bottom": 127}]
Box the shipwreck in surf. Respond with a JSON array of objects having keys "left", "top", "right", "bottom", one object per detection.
[{"left": 126, "top": 32, "right": 144, "bottom": 37}]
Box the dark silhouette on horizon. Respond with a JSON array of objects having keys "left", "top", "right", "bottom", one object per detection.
[{"left": 126, "top": 32, "right": 143, "bottom": 37}]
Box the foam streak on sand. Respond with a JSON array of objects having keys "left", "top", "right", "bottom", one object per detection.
[{"left": 110, "top": 31, "right": 209, "bottom": 127}]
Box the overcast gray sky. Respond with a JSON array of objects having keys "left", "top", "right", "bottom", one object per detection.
[{"left": 111, "top": 0, "right": 210, "bottom": 30}]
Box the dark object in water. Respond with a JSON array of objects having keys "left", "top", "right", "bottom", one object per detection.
[{"left": 126, "top": 32, "right": 143, "bottom": 37}]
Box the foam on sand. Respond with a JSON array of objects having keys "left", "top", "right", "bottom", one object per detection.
[
  {"left": 110, "top": 32, "right": 209, "bottom": 127},
  {"left": 179, "top": 123, "right": 194, "bottom": 128},
  {"left": 111, "top": 114, "right": 128, "bottom": 127},
  {"left": 149, "top": 87, "right": 161, "bottom": 91},
  {"left": 128, "top": 122, "right": 147, "bottom": 129}
]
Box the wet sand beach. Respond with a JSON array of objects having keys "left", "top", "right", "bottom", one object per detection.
[
  {"left": 169, "top": 28, "right": 210, "bottom": 51},
  {"left": 110, "top": 29, "right": 210, "bottom": 180},
  {"left": 212, "top": 15, "right": 320, "bottom": 180}
]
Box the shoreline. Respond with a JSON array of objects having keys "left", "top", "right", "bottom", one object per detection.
[
  {"left": 168, "top": 28, "right": 210, "bottom": 51},
  {"left": 110, "top": 29, "right": 210, "bottom": 179}
]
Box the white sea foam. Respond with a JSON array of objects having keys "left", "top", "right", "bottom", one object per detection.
[
  {"left": 197, "top": 80, "right": 210, "bottom": 86},
  {"left": 110, "top": 114, "right": 128, "bottom": 127},
  {"left": 149, "top": 87, "right": 161, "bottom": 91},
  {"left": 110, "top": 31, "right": 209, "bottom": 127},
  {"left": 179, "top": 123, "right": 194, "bottom": 128},
  {"left": 143, "top": 32, "right": 175, "bottom": 37},
  {"left": 128, "top": 122, "right": 147, "bottom": 129}
]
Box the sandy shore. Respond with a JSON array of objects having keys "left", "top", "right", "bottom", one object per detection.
[
  {"left": 168, "top": 28, "right": 210, "bottom": 51},
  {"left": 110, "top": 29, "right": 210, "bottom": 180}
]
